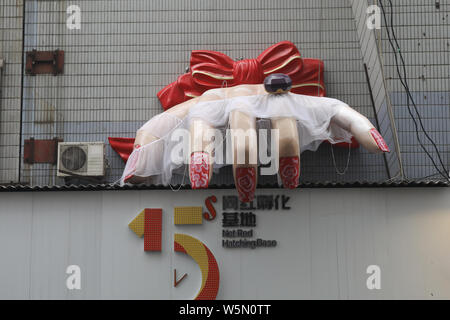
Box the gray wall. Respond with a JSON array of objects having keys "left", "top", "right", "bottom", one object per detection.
[
  {"left": 1, "top": 187, "right": 450, "bottom": 299},
  {"left": 351, "top": 0, "right": 402, "bottom": 180},
  {"left": 0, "top": 0, "right": 23, "bottom": 184},
  {"left": 379, "top": 0, "right": 450, "bottom": 180},
  {"left": 0, "top": 0, "right": 449, "bottom": 186},
  {"left": 19, "top": 0, "right": 386, "bottom": 185}
]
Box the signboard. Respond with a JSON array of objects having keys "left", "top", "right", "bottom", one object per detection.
[{"left": 1, "top": 188, "right": 450, "bottom": 299}]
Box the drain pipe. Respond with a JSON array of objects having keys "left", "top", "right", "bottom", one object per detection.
[{"left": 363, "top": 63, "right": 391, "bottom": 180}]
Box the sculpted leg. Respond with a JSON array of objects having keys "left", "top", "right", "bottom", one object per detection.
[
  {"left": 229, "top": 110, "right": 258, "bottom": 202},
  {"left": 331, "top": 105, "right": 390, "bottom": 153},
  {"left": 189, "top": 118, "right": 215, "bottom": 189},
  {"left": 271, "top": 117, "right": 300, "bottom": 189}
]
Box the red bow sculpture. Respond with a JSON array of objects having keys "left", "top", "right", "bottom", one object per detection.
[
  {"left": 108, "top": 137, "right": 135, "bottom": 162},
  {"left": 109, "top": 42, "right": 359, "bottom": 163},
  {"left": 158, "top": 41, "right": 326, "bottom": 110}
]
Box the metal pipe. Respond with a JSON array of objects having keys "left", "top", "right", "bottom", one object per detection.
[
  {"left": 375, "top": 0, "right": 405, "bottom": 181},
  {"left": 363, "top": 63, "right": 391, "bottom": 180}
]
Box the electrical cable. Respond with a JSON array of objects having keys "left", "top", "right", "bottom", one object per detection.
[
  {"left": 381, "top": 0, "right": 449, "bottom": 180},
  {"left": 380, "top": 0, "right": 449, "bottom": 179},
  {"left": 330, "top": 143, "right": 351, "bottom": 176},
  {"left": 379, "top": 0, "right": 449, "bottom": 182}
]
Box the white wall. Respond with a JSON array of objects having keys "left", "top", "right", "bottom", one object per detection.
[{"left": 0, "top": 187, "right": 450, "bottom": 299}]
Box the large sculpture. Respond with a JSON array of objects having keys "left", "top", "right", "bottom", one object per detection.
[
  {"left": 121, "top": 79, "right": 389, "bottom": 201},
  {"left": 113, "top": 41, "right": 389, "bottom": 202}
]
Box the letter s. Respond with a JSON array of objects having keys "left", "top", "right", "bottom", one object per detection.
[{"left": 204, "top": 196, "right": 217, "bottom": 221}]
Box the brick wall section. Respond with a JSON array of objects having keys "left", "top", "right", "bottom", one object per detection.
[{"left": 0, "top": 0, "right": 23, "bottom": 184}]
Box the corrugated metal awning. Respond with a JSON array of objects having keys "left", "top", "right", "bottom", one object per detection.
[{"left": 0, "top": 180, "right": 447, "bottom": 193}]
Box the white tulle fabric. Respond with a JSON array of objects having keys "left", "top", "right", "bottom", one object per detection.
[{"left": 121, "top": 92, "right": 353, "bottom": 185}]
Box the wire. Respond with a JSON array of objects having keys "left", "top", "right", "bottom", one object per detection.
[
  {"left": 317, "top": 4, "right": 353, "bottom": 177},
  {"left": 380, "top": 0, "right": 449, "bottom": 179},
  {"left": 415, "top": 172, "right": 446, "bottom": 182},
  {"left": 168, "top": 162, "right": 187, "bottom": 192},
  {"left": 330, "top": 143, "right": 351, "bottom": 176},
  {"left": 379, "top": 0, "right": 449, "bottom": 182}
]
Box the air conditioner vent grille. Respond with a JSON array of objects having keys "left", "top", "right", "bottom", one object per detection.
[
  {"left": 61, "top": 146, "right": 87, "bottom": 171},
  {"left": 57, "top": 142, "right": 105, "bottom": 177}
]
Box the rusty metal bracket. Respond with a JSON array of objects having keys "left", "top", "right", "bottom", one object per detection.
[
  {"left": 25, "top": 49, "right": 64, "bottom": 76},
  {"left": 174, "top": 269, "right": 188, "bottom": 287},
  {"left": 24, "top": 137, "right": 63, "bottom": 164}
]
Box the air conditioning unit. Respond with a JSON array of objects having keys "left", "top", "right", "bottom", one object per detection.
[{"left": 57, "top": 142, "right": 105, "bottom": 177}]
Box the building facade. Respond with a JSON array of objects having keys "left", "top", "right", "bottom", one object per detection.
[
  {"left": 2, "top": 0, "right": 448, "bottom": 187},
  {"left": 0, "top": 0, "right": 449, "bottom": 300}
]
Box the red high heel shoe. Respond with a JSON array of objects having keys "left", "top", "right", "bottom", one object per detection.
[
  {"left": 190, "top": 152, "right": 210, "bottom": 189},
  {"left": 235, "top": 167, "right": 257, "bottom": 202},
  {"left": 279, "top": 156, "right": 300, "bottom": 189}
]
